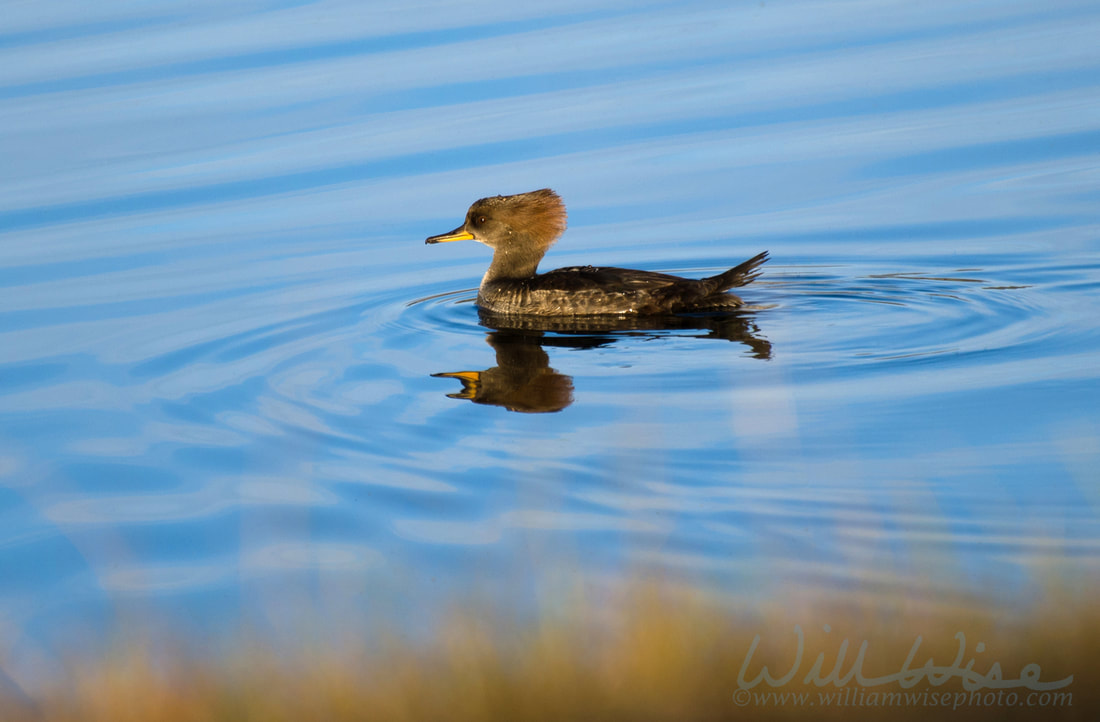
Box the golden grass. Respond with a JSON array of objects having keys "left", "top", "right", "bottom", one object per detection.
[{"left": 2, "top": 582, "right": 1096, "bottom": 721}]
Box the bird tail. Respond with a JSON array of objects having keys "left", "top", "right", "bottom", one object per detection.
[{"left": 705, "top": 251, "right": 769, "bottom": 293}]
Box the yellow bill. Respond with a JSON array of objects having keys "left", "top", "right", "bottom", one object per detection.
[{"left": 425, "top": 226, "right": 475, "bottom": 244}]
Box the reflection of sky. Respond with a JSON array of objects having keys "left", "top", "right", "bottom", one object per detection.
[
  {"left": 1, "top": 0, "right": 1100, "bottom": 681},
  {"left": 4, "top": 1, "right": 1100, "bottom": 229}
]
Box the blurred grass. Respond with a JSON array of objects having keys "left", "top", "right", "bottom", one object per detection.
[{"left": 2, "top": 582, "right": 1095, "bottom": 721}]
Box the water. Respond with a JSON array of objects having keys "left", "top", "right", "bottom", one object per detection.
[{"left": 2, "top": 0, "right": 1100, "bottom": 685}]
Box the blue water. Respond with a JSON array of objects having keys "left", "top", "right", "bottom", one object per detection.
[{"left": 2, "top": 0, "right": 1100, "bottom": 689}]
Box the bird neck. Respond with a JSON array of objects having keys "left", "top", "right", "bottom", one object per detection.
[{"left": 483, "top": 237, "right": 546, "bottom": 283}]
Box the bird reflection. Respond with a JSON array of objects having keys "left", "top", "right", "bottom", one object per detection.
[
  {"left": 479, "top": 308, "right": 773, "bottom": 359},
  {"left": 433, "top": 332, "right": 578, "bottom": 413},
  {"left": 433, "top": 312, "right": 771, "bottom": 413}
]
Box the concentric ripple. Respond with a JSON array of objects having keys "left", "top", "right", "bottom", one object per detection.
[
  {"left": 749, "top": 260, "right": 1062, "bottom": 372},
  {"left": 400, "top": 286, "right": 482, "bottom": 337},
  {"left": 397, "top": 258, "right": 1061, "bottom": 371}
]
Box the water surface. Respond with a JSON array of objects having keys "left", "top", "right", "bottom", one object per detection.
[{"left": 2, "top": 0, "right": 1099, "bottom": 687}]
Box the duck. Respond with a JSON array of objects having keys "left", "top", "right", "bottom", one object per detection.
[{"left": 425, "top": 189, "right": 767, "bottom": 316}]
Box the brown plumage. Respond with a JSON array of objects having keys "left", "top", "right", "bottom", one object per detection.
[{"left": 426, "top": 189, "right": 767, "bottom": 316}]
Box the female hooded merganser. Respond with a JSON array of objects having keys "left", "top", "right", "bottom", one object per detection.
[{"left": 426, "top": 189, "right": 767, "bottom": 316}]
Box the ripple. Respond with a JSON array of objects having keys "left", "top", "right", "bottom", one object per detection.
[
  {"left": 757, "top": 261, "right": 1060, "bottom": 369},
  {"left": 400, "top": 286, "right": 482, "bottom": 337},
  {"left": 396, "top": 259, "right": 1060, "bottom": 376}
]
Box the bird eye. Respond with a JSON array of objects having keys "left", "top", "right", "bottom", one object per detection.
[{"left": 477, "top": 215, "right": 487, "bottom": 225}]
